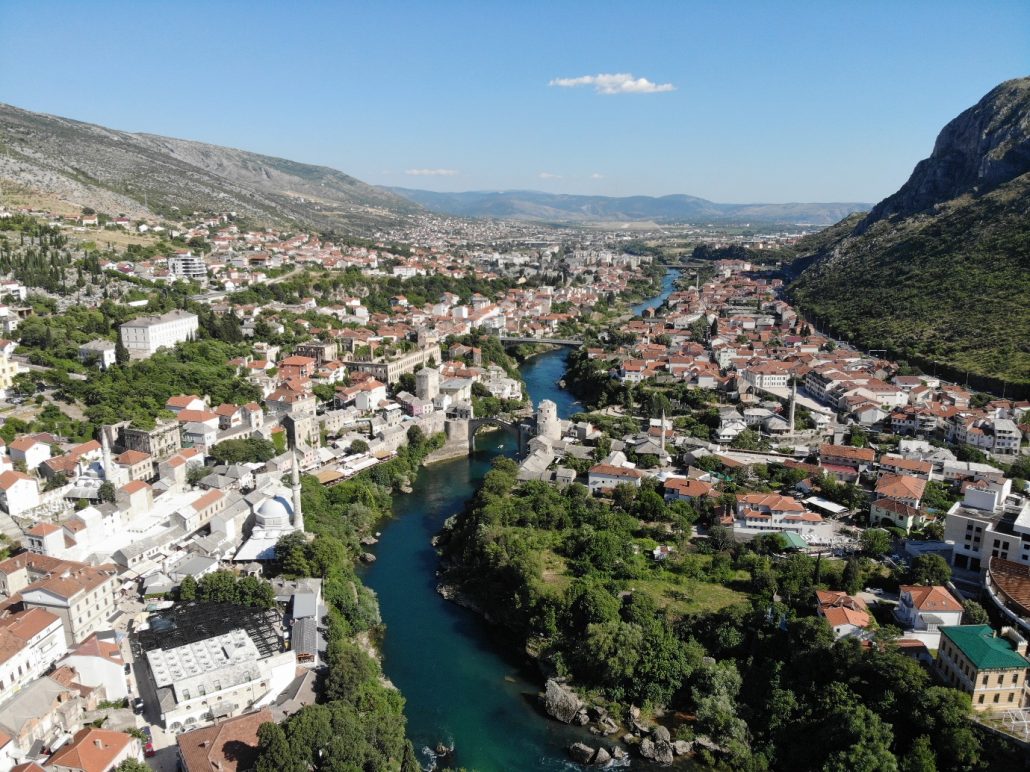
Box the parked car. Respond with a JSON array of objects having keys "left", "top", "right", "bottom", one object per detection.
[
  {"left": 144, "top": 740, "right": 156, "bottom": 758},
  {"left": 132, "top": 698, "right": 145, "bottom": 714}
]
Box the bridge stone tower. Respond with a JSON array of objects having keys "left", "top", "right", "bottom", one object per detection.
[
  {"left": 416, "top": 367, "right": 440, "bottom": 401},
  {"left": 536, "top": 399, "right": 561, "bottom": 443}
]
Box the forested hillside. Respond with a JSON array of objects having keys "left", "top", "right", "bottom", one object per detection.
[{"left": 789, "top": 77, "right": 1030, "bottom": 394}]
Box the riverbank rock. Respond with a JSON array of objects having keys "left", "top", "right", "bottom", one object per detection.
[
  {"left": 360, "top": 535, "right": 378, "bottom": 546},
  {"left": 640, "top": 738, "right": 675, "bottom": 765},
  {"left": 569, "top": 743, "right": 595, "bottom": 764},
  {"left": 543, "top": 679, "right": 583, "bottom": 723},
  {"left": 359, "top": 552, "right": 376, "bottom": 563},
  {"left": 673, "top": 740, "right": 691, "bottom": 756},
  {"left": 595, "top": 717, "right": 618, "bottom": 736},
  {"left": 628, "top": 704, "right": 640, "bottom": 720},
  {"left": 653, "top": 725, "right": 671, "bottom": 743}
]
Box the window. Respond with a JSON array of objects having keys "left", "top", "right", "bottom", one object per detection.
[{"left": 978, "top": 695, "right": 985, "bottom": 704}]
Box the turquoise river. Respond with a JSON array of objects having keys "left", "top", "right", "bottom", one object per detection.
[{"left": 360, "top": 272, "right": 679, "bottom": 770}]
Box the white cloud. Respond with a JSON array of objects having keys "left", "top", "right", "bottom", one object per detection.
[
  {"left": 538, "top": 172, "right": 562, "bottom": 180},
  {"left": 590, "top": 172, "right": 605, "bottom": 179},
  {"left": 404, "top": 168, "right": 459, "bottom": 177},
  {"left": 549, "top": 73, "right": 675, "bottom": 95}
]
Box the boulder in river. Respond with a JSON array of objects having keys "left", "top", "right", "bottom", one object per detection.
[
  {"left": 359, "top": 552, "right": 376, "bottom": 563},
  {"left": 542, "top": 679, "right": 583, "bottom": 723},
  {"left": 569, "top": 743, "right": 596, "bottom": 764},
  {"left": 654, "top": 740, "right": 675, "bottom": 765},
  {"left": 640, "top": 738, "right": 656, "bottom": 759},
  {"left": 612, "top": 746, "right": 628, "bottom": 760},
  {"left": 593, "top": 747, "right": 611, "bottom": 765}
]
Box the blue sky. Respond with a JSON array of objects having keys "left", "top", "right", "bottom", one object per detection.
[{"left": 1, "top": 1, "right": 1028, "bottom": 202}]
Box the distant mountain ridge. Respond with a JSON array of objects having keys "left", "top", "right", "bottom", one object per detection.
[
  {"left": 0, "top": 103, "right": 420, "bottom": 234},
  {"left": 387, "top": 187, "right": 869, "bottom": 226},
  {"left": 791, "top": 77, "right": 1030, "bottom": 393}
]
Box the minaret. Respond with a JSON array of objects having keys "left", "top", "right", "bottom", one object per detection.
[
  {"left": 788, "top": 378, "right": 797, "bottom": 435},
  {"left": 660, "top": 409, "right": 667, "bottom": 454},
  {"left": 291, "top": 448, "right": 304, "bottom": 532},
  {"left": 101, "top": 430, "right": 118, "bottom": 486}
]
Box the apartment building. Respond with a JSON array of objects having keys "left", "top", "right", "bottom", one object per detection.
[
  {"left": 736, "top": 493, "right": 823, "bottom": 533},
  {"left": 0, "top": 350, "right": 21, "bottom": 400},
  {"left": 936, "top": 625, "right": 1029, "bottom": 712},
  {"left": 944, "top": 480, "right": 1030, "bottom": 571},
  {"left": 119, "top": 310, "right": 199, "bottom": 359},
  {"left": 0, "top": 608, "right": 68, "bottom": 698},
  {"left": 167, "top": 252, "right": 208, "bottom": 281},
  {"left": 0, "top": 556, "right": 120, "bottom": 651}
]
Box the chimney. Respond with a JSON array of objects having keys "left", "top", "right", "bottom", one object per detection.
[
  {"left": 94, "top": 739, "right": 104, "bottom": 748},
  {"left": 1002, "top": 626, "right": 1028, "bottom": 656}
]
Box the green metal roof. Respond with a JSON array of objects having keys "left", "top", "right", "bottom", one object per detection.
[
  {"left": 940, "top": 625, "right": 1030, "bottom": 670},
  {"left": 781, "top": 531, "right": 808, "bottom": 550}
]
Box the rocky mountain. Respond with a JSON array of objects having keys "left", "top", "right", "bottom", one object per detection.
[
  {"left": 791, "top": 77, "right": 1030, "bottom": 394},
  {"left": 0, "top": 103, "right": 420, "bottom": 234},
  {"left": 388, "top": 187, "right": 868, "bottom": 226}
]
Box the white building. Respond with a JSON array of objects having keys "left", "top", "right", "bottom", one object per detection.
[
  {"left": 894, "top": 585, "right": 963, "bottom": 647},
  {"left": 144, "top": 618, "right": 296, "bottom": 732},
  {"left": 59, "top": 633, "right": 129, "bottom": 701},
  {"left": 78, "top": 339, "right": 118, "bottom": 370},
  {"left": 119, "top": 310, "right": 199, "bottom": 360},
  {"left": 0, "top": 608, "right": 68, "bottom": 698},
  {"left": 168, "top": 252, "right": 208, "bottom": 281},
  {"left": 0, "top": 471, "right": 40, "bottom": 517}
]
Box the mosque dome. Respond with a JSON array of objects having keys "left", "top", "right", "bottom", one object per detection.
[{"left": 256, "top": 493, "right": 294, "bottom": 527}]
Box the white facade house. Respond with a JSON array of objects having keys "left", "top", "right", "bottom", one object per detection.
[
  {"left": 59, "top": 633, "right": 129, "bottom": 701},
  {"left": 0, "top": 608, "right": 68, "bottom": 697},
  {"left": 0, "top": 471, "right": 40, "bottom": 517},
  {"left": 119, "top": 310, "right": 199, "bottom": 360},
  {"left": 895, "top": 585, "right": 963, "bottom": 635},
  {"left": 587, "top": 464, "right": 644, "bottom": 494}
]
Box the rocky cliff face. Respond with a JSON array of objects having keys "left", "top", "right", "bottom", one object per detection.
[
  {"left": 859, "top": 77, "right": 1030, "bottom": 230},
  {"left": 790, "top": 78, "right": 1030, "bottom": 392}
]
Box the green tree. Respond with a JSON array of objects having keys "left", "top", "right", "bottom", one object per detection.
[
  {"left": 860, "top": 528, "right": 892, "bottom": 557},
  {"left": 178, "top": 574, "right": 197, "bottom": 601},
  {"left": 842, "top": 556, "right": 862, "bottom": 595},
  {"left": 706, "top": 524, "right": 734, "bottom": 553},
  {"left": 197, "top": 570, "right": 240, "bottom": 604},
  {"left": 255, "top": 722, "right": 297, "bottom": 772},
  {"left": 961, "top": 598, "right": 989, "bottom": 625},
  {"left": 115, "top": 761, "right": 151, "bottom": 772},
  {"left": 98, "top": 481, "right": 116, "bottom": 503},
  {"left": 899, "top": 736, "right": 937, "bottom": 772},
  {"left": 909, "top": 554, "right": 951, "bottom": 586}
]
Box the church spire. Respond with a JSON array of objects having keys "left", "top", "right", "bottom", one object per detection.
[{"left": 291, "top": 447, "right": 304, "bottom": 532}]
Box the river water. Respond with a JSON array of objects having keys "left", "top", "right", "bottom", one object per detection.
[{"left": 361, "top": 275, "right": 674, "bottom": 770}]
